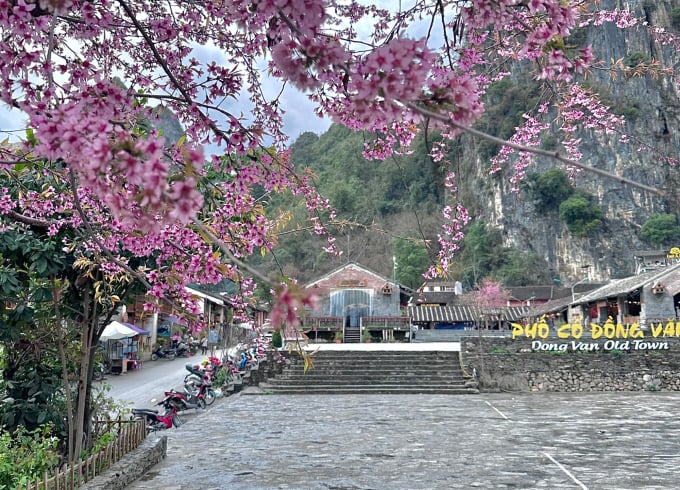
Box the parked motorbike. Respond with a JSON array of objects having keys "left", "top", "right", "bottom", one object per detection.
[
  {"left": 195, "top": 356, "right": 223, "bottom": 382},
  {"left": 183, "top": 362, "right": 206, "bottom": 387},
  {"left": 183, "top": 364, "right": 216, "bottom": 406},
  {"left": 151, "top": 345, "right": 176, "bottom": 361},
  {"left": 225, "top": 359, "right": 245, "bottom": 385},
  {"left": 131, "top": 395, "right": 182, "bottom": 433},
  {"left": 165, "top": 376, "right": 215, "bottom": 411},
  {"left": 173, "top": 342, "right": 190, "bottom": 358}
]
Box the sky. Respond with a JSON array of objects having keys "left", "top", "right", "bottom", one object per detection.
[{"left": 0, "top": 79, "right": 332, "bottom": 148}]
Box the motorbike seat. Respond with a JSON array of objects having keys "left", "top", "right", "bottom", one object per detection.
[{"left": 132, "top": 408, "right": 159, "bottom": 416}]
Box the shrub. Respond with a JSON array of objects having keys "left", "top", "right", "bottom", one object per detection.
[
  {"left": 0, "top": 424, "right": 59, "bottom": 489},
  {"left": 672, "top": 7, "right": 680, "bottom": 29},
  {"left": 271, "top": 330, "right": 283, "bottom": 348},
  {"left": 624, "top": 51, "right": 649, "bottom": 68},
  {"left": 526, "top": 168, "right": 574, "bottom": 212},
  {"left": 559, "top": 192, "right": 603, "bottom": 237},
  {"left": 640, "top": 213, "right": 680, "bottom": 246}
]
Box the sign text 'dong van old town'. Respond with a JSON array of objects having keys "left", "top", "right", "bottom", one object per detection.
[{"left": 511, "top": 318, "right": 680, "bottom": 352}]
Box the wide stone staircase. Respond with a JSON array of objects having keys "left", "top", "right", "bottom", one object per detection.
[{"left": 259, "top": 350, "right": 479, "bottom": 395}]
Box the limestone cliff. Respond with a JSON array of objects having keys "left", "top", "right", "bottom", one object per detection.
[{"left": 465, "top": 0, "right": 680, "bottom": 285}]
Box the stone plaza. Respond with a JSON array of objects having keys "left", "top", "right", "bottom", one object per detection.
[{"left": 125, "top": 389, "right": 680, "bottom": 489}]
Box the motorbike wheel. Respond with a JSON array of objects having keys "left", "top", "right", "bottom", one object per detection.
[
  {"left": 203, "top": 388, "right": 216, "bottom": 406},
  {"left": 148, "top": 420, "right": 165, "bottom": 433},
  {"left": 151, "top": 353, "right": 158, "bottom": 361}
]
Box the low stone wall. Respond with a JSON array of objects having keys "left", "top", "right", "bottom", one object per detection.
[
  {"left": 462, "top": 337, "right": 680, "bottom": 392},
  {"left": 81, "top": 355, "right": 283, "bottom": 488},
  {"left": 80, "top": 435, "right": 167, "bottom": 490}
]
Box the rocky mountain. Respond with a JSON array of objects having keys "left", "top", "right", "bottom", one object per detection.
[
  {"left": 473, "top": 0, "right": 680, "bottom": 284},
  {"left": 152, "top": 105, "right": 185, "bottom": 144}
]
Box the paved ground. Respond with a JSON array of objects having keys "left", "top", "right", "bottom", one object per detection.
[{"left": 124, "top": 389, "right": 680, "bottom": 489}]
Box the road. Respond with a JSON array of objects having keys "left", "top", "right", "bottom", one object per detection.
[{"left": 97, "top": 351, "right": 221, "bottom": 409}]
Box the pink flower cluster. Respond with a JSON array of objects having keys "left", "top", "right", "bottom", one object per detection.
[
  {"left": 0, "top": 0, "right": 675, "bottom": 317},
  {"left": 491, "top": 104, "right": 551, "bottom": 192},
  {"left": 463, "top": 0, "right": 585, "bottom": 81},
  {"left": 346, "top": 38, "right": 435, "bottom": 128},
  {"left": 270, "top": 35, "right": 349, "bottom": 91},
  {"left": 537, "top": 47, "right": 595, "bottom": 82},
  {"left": 425, "top": 172, "right": 470, "bottom": 280},
  {"left": 28, "top": 81, "right": 205, "bottom": 232},
  {"left": 269, "top": 283, "right": 318, "bottom": 329},
  {"left": 426, "top": 68, "right": 484, "bottom": 136}
]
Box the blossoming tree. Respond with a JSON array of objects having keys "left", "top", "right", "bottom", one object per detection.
[{"left": 0, "top": 0, "right": 678, "bottom": 462}]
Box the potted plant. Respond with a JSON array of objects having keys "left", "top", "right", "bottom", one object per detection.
[
  {"left": 362, "top": 329, "right": 372, "bottom": 343},
  {"left": 334, "top": 331, "right": 343, "bottom": 343}
]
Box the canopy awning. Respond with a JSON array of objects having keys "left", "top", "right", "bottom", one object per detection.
[
  {"left": 101, "top": 321, "right": 138, "bottom": 340},
  {"left": 121, "top": 322, "right": 149, "bottom": 336}
]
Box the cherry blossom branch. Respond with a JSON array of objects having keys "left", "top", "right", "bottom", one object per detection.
[
  {"left": 4, "top": 210, "right": 52, "bottom": 228},
  {"left": 192, "top": 219, "right": 273, "bottom": 286},
  {"left": 66, "top": 170, "right": 153, "bottom": 290},
  {"left": 116, "top": 0, "right": 228, "bottom": 142},
  {"left": 406, "top": 103, "right": 666, "bottom": 198}
]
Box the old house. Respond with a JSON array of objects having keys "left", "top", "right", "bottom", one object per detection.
[
  {"left": 570, "top": 263, "right": 680, "bottom": 327},
  {"left": 302, "top": 262, "right": 412, "bottom": 342}
]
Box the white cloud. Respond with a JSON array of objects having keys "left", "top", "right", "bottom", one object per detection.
[{"left": 0, "top": 103, "right": 29, "bottom": 142}]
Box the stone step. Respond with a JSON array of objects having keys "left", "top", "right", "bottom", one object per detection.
[
  {"left": 302, "top": 351, "right": 458, "bottom": 357},
  {"left": 277, "top": 370, "right": 467, "bottom": 377},
  {"left": 290, "top": 356, "right": 461, "bottom": 363},
  {"left": 253, "top": 385, "right": 479, "bottom": 395},
  {"left": 281, "top": 373, "right": 467, "bottom": 380},
  {"left": 268, "top": 379, "right": 466, "bottom": 389},
  {"left": 273, "top": 372, "right": 468, "bottom": 383},
  {"left": 295, "top": 359, "right": 460, "bottom": 366},
  {"left": 256, "top": 350, "right": 476, "bottom": 395},
  {"left": 285, "top": 365, "right": 465, "bottom": 373}
]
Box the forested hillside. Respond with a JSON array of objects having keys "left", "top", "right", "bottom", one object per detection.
[{"left": 250, "top": 124, "right": 557, "bottom": 290}]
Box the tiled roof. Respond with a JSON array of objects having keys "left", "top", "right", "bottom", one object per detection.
[
  {"left": 526, "top": 296, "right": 575, "bottom": 317},
  {"left": 408, "top": 305, "right": 477, "bottom": 323},
  {"left": 574, "top": 263, "right": 680, "bottom": 304},
  {"left": 661, "top": 269, "right": 680, "bottom": 296},
  {"left": 408, "top": 305, "right": 530, "bottom": 323},
  {"left": 508, "top": 286, "right": 558, "bottom": 301},
  {"left": 413, "top": 291, "right": 458, "bottom": 305}
]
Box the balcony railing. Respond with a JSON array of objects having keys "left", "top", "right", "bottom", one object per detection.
[
  {"left": 301, "top": 316, "right": 410, "bottom": 330},
  {"left": 361, "top": 316, "right": 411, "bottom": 329}
]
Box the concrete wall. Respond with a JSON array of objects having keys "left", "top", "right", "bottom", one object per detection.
[
  {"left": 640, "top": 284, "right": 676, "bottom": 325},
  {"left": 463, "top": 337, "right": 680, "bottom": 392}
]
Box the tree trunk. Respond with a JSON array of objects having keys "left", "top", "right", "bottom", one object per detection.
[
  {"left": 53, "top": 279, "right": 77, "bottom": 463},
  {"left": 57, "top": 331, "right": 75, "bottom": 463},
  {"left": 72, "top": 284, "right": 94, "bottom": 461}
]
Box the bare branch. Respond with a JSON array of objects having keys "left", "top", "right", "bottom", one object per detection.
[{"left": 407, "top": 102, "right": 667, "bottom": 198}]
